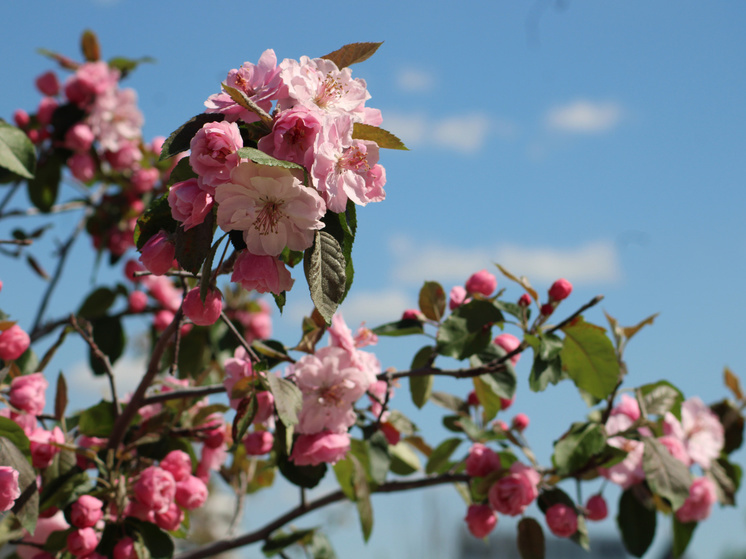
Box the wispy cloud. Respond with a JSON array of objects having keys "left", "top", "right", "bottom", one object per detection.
[
  {"left": 546, "top": 100, "right": 623, "bottom": 133},
  {"left": 66, "top": 354, "right": 147, "bottom": 407},
  {"left": 396, "top": 68, "right": 435, "bottom": 93},
  {"left": 390, "top": 236, "right": 621, "bottom": 285},
  {"left": 337, "top": 288, "right": 413, "bottom": 325}
]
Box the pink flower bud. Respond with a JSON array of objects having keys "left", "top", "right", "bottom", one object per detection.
[
  {"left": 512, "top": 413, "right": 530, "bottom": 432},
  {"left": 9, "top": 372, "right": 47, "bottom": 415},
  {"left": 0, "top": 325, "right": 30, "bottom": 361},
  {"left": 68, "top": 152, "right": 96, "bottom": 183},
  {"left": 0, "top": 466, "right": 21, "bottom": 512},
  {"left": 675, "top": 477, "right": 717, "bottom": 523},
  {"left": 465, "top": 269, "right": 497, "bottom": 297},
  {"left": 183, "top": 287, "right": 223, "bottom": 326},
  {"left": 35, "top": 71, "right": 60, "bottom": 96},
  {"left": 174, "top": 475, "right": 208, "bottom": 510},
  {"left": 70, "top": 495, "right": 104, "bottom": 528},
  {"left": 465, "top": 443, "right": 501, "bottom": 477},
  {"left": 154, "top": 502, "right": 183, "bottom": 531},
  {"left": 540, "top": 303, "right": 554, "bottom": 316},
  {"left": 449, "top": 285, "right": 470, "bottom": 310},
  {"left": 128, "top": 291, "right": 148, "bottom": 313},
  {"left": 66, "top": 527, "right": 100, "bottom": 557},
  {"left": 244, "top": 431, "right": 274, "bottom": 456},
  {"left": 139, "top": 231, "right": 175, "bottom": 276},
  {"left": 133, "top": 466, "right": 176, "bottom": 513},
  {"left": 500, "top": 397, "right": 514, "bottom": 411},
  {"left": 585, "top": 494, "right": 608, "bottom": 521},
  {"left": 518, "top": 293, "right": 531, "bottom": 307},
  {"left": 153, "top": 309, "right": 175, "bottom": 332},
  {"left": 131, "top": 167, "right": 160, "bottom": 194},
  {"left": 113, "top": 537, "right": 138, "bottom": 559},
  {"left": 290, "top": 432, "right": 350, "bottom": 466},
  {"left": 464, "top": 504, "right": 497, "bottom": 539},
  {"left": 64, "top": 123, "right": 94, "bottom": 152},
  {"left": 29, "top": 426, "right": 64, "bottom": 469},
  {"left": 545, "top": 503, "right": 578, "bottom": 538},
  {"left": 13, "top": 109, "right": 30, "bottom": 128},
  {"left": 168, "top": 179, "right": 214, "bottom": 231},
  {"left": 160, "top": 450, "right": 192, "bottom": 482},
  {"left": 36, "top": 97, "right": 58, "bottom": 126},
  {"left": 401, "top": 309, "right": 422, "bottom": 321},
  {"left": 231, "top": 251, "right": 294, "bottom": 295},
  {"left": 466, "top": 391, "right": 480, "bottom": 407},
  {"left": 493, "top": 419, "right": 509, "bottom": 432},
  {"left": 124, "top": 259, "right": 145, "bottom": 282},
  {"left": 548, "top": 278, "right": 573, "bottom": 301},
  {"left": 493, "top": 333, "right": 521, "bottom": 366}
]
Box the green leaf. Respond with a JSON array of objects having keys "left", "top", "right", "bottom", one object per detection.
[
  {"left": 371, "top": 318, "right": 424, "bottom": 337},
  {"left": 333, "top": 456, "right": 356, "bottom": 500},
  {"left": 39, "top": 465, "right": 93, "bottom": 513},
  {"left": 517, "top": 517, "right": 545, "bottom": 559},
  {"left": 15, "top": 346, "right": 39, "bottom": 376},
  {"left": 166, "top": 157, "right": 198, "bottom": 187},
  {"left": 318, "top": 202, "right": 356, "bottom": 304},
  {"left": 27, "top": 153, "right": 61, "bottom": 212},
  {"left": 429, "top": 391, "right": 468, "bottom": 414},
  {"left": 418, "top": 281, "right": 446, "bottom": 322},
  {"left": 78, "top": 287, "right": 118, "bottom": 319},
  {"left": 134, "top": 194, "right": 177, "bottom": 250},
  {"left": 262, "top": 529, "right": 316, "bottom": 556},
  {"left": 560, "top": 318, "right": 619, "bottom": 399},
  {"left": 236, "top": 146, "right": 304, "bottom": 170},
  {"left": 709, "top": 457, "right": 739, "bottom": 505},
  {"left": 231, "top": 392, "right": 257, "bottom": 445},
  {"left": 537, "top": 487, "right": 575, "bottom": 512},
  {"left": 0, "top": 416, "right": 31, "bottom": 457},
  {"left": 0, "top": 120, "right": 35, "bottom": 179},
  {"left": 641, "top": 437, "right": 692, "bottom": 511},
  {"left": 366, "top": 431, "right": 391, "bottom": 486},
  {"left": 78, "top": 400, "right": 116, "bottom": 437},
  {"left": 470, "top": 343, "right": 517, "bottom": 403},
  {"left": 267, "top": 374, "right": 302, "bottom": 427},
  {"left": 472, "top": 375, "right": 503, "bottom": 423},
  {"left": 425, "top": 437, "right": 462, "bottom": 475},
  {"left": 409, "top": 345, "right": 435, "bottom": 409},
  {"left": 672, "top": 518, "right": 696, "bottom": 558},
  {"left": 436, "top": 299, "right": 503, "bottom": 360},
  {"left": 304, "top": 231, "right": 346, "bottom": 324},
  {"left": 0, "top": 436, "right": 37, "bottom": 533},
  {"left": 108, "top": 56, "right": 156, "bottom": 78},
  {"left": 638, "top": 380, "right": 684, "bottom": 418},
  {"left": 350, "top": 454, "right": 374, "bottom": 541},
  {"left": 552, "top": 422, "right": 607, "bottom": 476},
  {"left": 125, "top": 518, "right": 175, "bottom": 559},
  {"left": 307, "top": 531, "right": 337, "bottom": 559},
  {"left": 320, "top": 42, "right": 383, "bottom": 68},
  {"left": 617, "top": 488, "right": 656, "bottom": 557},
  {"left": 352, "top": 123, "right": 408, "bottom": 150},
  {"left": 388, "top": 442, "right": 421, "bottom": 475},
  {"left": 88, "top": 315, "right": 125, "bottom": 375},
  {"left": 175, "top": 209, "right": 215, "bottom": 275},
  {"left": 160, "top": 113, "right": 225, "bottom": 161}
]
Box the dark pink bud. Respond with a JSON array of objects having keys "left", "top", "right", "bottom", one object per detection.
[
  {"left": 64, "top": 123, "right": 94, "bottom": 152},
  {"left": 13, "top": 109, "right": 30, "bottom": 128},
  {"left": 113, "top": 537, "right": 138, "bottom": 559},
  {"left": 512, "top": 413, "right": 530, "bottom": 432},
  {"left": 183, "top": 287, "right": 223, "bottom": 326},
  {"left": 244, "top": 431, "right": 274, "bottom": 456},
  {"left": 174, "top": 475, "right": 208, "bottom": 510},
  {"left": 35, "top": 71, "right": 60, "bottom": 96},
  {"left": 545, "top": 503, "right": 578, "bottom": 538},
  {"left": 585, "top": 494, "right": 608, "bottom": 521},
  {"left": 467, "top": 391, "right": 480, "bottom": 407},
  {"left": 465, "top": 269, "right": 497, "bottom": 297},
  {"left": 540, "top": 303, "right": 554, "bottom": 316},
  {"left": 548, "top": 278, "right": 573, "bottom": 301},
  {"left": 69, "top": 495, "right": 104, "bottom": 528},
  {"left": 518, "top": 293, "right": 531, "bottom": 307},
  {"left": 160, "top": 450, "right": 192, "bottom": 482},
  {"left": 0, "top": 325, "right": 31, "bottom": 361},
  {"left": 139, "top": 231, "right": 175, "bottom": 276},
  {"left": 36, "top": 97, "right": 58, "bottom": 126},
  {"left": 465, "top": 443, "right": 501, "bottom": 477},
  {"left": 464, "top": 504, "right": 497, "bottom": 539},
  {"left": 128, "top": 291, "right": 147, "bottom": 313},
  {"left": 66, "top": 527, "right": 100, "bottom": 556},
  {"left": 154, "top": 502, "right": 183, "bottom": 531},
  {"left": 401, "top": 308, "right": 422, "bottom": 321}
]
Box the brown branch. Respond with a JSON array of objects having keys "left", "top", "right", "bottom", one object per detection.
[
  {"left": 174, "top": 473, "right": 469, "bottom": 559},
  {"left": 0, "top": 238, "right": 32, "bottom": 245},
  {"left": 141, "top": 384, "right": 226, "bottom": 405},
  {"left": 219, "top": 310, "right": 261, "bottom": 364}
]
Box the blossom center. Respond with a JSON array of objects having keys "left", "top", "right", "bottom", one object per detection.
[
  {"left": 254, "top": 198, "right": 284, "bottom": 235},
  {"left": 337, "top": 145, "right": 369, "bottom": 174},
  {"left": 314, "top": 73, "right": 345, "bottom": 109}
]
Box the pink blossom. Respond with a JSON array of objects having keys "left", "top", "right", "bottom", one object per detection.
[
  {"left": 197, "top": 444, "right": 227, "bottom": 482},
  {"left": 29, "top": 426, "right": 64, "bottom": 468},
  {"left": 258, "top": 106, "right": 324, "bottom": 169},
  {"left": 512, "top": 413, "right": 530, "bottom": 432},
  {"left": 17, "top": 510, "right": 69, "bottom": 559},
  {"left": 89, "top": 88, "right": 143, "bottom": 153},
  {"left": 585, "top": 494, "right": 608, "bottom": 521},
  {"left": 123, "top": 499, "right": 155, "bottom": 522},
  {"left": 676, "top": 477, "right": 717, "bottom": 523},
  {"left": 205, "top": 49, "right": 283, "bottom": 123},
  {"left": 466, "top": 269, "right": 497, "bottom": 296},
  {"left": 401, "top": 309, "right": 423, "bottom": 321},
  {"left": 659, "top": 435, "right": 692, "bottom": 466},
  {"left": 68, "top": 152, "right": 97, "bottom": 183},
  {"left": 368, "top": 379, "right": 390, "bottom": 419},
  {"left": 64, "top": 61, "right": 119, "bottom": 106},
  {"left": 0, "top": 466, "right": 20, "bottom": 512},
  {"left": 244, "top": 430, "right": 274, "bottom": 455},
  {"left": 549, "top": 278, "right": 573, "bottom": 301},
  {"left": 142, "top": 275, "right": 181, "bottom": 312},
  {"left": 545, "top": 503, "right": 578, "bottom": 538},
  {"left": 215, "top": 161, "right": 325, "bottom": 256},
  {"left": 223, "top": 347, "right": 255, "bottom": 409},
  {"left": 67, "top": 527, "right": 100, "bottom": 557},
  {"left": 155, "top": 501, "right": 184, "bottom": 531},
  {"left": 175, "top": 475, "right": 208, "bottom": 510},
  {"left": 139, "top": 231, "right": 175, "bottom": 276},
  {"left": 9, "top": 372, "right": 47, "bottom": 415},
  {"left": 36, "top": 96, "right": 58, "bottom": 126},
  {"left": 133, "top": 466, "right": 176, "bottom": 513},
  {"left": 160, "top": 450, "right": 192, "bottom": 482},
  {"left": 290, "top": 346, "right": 374, "bottom": 434},
  {"left": 131, "top": 167, "right": 160, "bottom": 194},
  {"left": 487, "top": 462, "right": 541, "bottom": 516},
  {"left": 231, "top": 251, "right": 294, "bottom": 294},
  {"left": 104, "top": 139, "right": 142, "bottom": 171},
  {"left": 13, "top": 109, "right": 30, "bottom": 128},
  {"left": 500, "top": 397, "right": 514, "bottom": 411},
  {"left": 449, "top": 285, "right": 470, "bottom": 310},
  {"left": 663, "top": 397, "right": 724, "bottom": 469},
  {"left": 239, "top": 307, "right": 272, "bottom": 342},
  {"left": 183, "top": 287, "right": 223, "bottom": 326},
  {"left": 153, "top": 310, "right": 174, "bottom": 331},
  {"left": 465, "top": 443, "right": 501, "bottom": 477},
  {"left": 113, "top": 537, "right": 137, "bottom": 559},
  {"left": 128, "top": 290, "right": 147, "bottom": 313},
  {"left": 65, "top": 123, "right": 95, "bottom": 152},
  {"left": 464, "top": 504, "right": 497, "bottom": 539},
  {"left": 353, "top": 325, "right": 378, "bottom": 348},
  {"left": 518, "top": 293, "right": 532, "bottom": 307},
  {"left": 598, "top": 437, "right": 645, "bottom": 489},
  {"left": 189, "top": 121, "right": 243, "bottom": 187},
  {"left": 494, "top": 333, "right": 521, "bottom": 366},
  {"left": 0, "top": 324, "right": 31, "bottom": 361},
  {"left": 36, "top": 71, "right": 60, "bottom": 96},
  {"left": 290, "top": 431, "right": 350, "bottom": 466},
  {"left": 70, "top": 495, "right": 104, "bottom": 528}
]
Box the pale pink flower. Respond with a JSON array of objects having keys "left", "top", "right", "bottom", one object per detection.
[
  {"left": 676, "top": 476, "right": 717, "bottom": 523},
  {"left": 328, "top": 314, "right": 380, "bottom": 386},
  {"left": 290, "top": 346, "right": 374, "bottom": 434},
  {"left": 205, "top": 49, "right": 284, "bottom": 123},
  {"left": 89, "top": 88, "right": 143, "bottom": 153},
  {"left": 223, "top": 347, "right": 255, "bottom": 409},
  {"left": 155, "top": 501, "right": 183, "bottom": 531},
  {"left": 0, "top": 325, "right": 31, "bottom": 361},
  {"left": 189, "top": 121, "right": 243, "bottom": 187},
  {"left": 663, "top": 397, "right": 724, "bottom": 469},
  {"left": 464, "top": 504, "right": 497, "bottom": 539},
  {"left": 449, "top": 285, "right": 470, "bottom": 310},
  {"left": 244, "top": 430, "right": 274, "bottom": 455},
  {"left": 29, "top": 426, "right": 64, "bottom": 469},
  {"left": 488, "top": 462, "right": 541, "bottom": 516},
  {"left": 231, "top": 251, "right": 294, "bottom": 294},
  {"left": 134, "top": 466, "right": 176, "bottom": 513},
  {"left": 65, "top": 123, "right": 95, "bottom": 152},
  {"left": 64, "top": 61, "right": 119, "bottom": 106},
  {"left": 257, "top": 106, "right": 324, "bottom": 169},
  {"left": 9, "top": 372, "right": 47, "bottom": 415},
  {"left": 354, "top": 325, "right": 378, "bottom": 348},
  {"left": 605, "top": 394, "right": 640, "bottom": 436},
  {"left": 131, "top": 167, "right": 160, "bottom": 194},
  {"left": 197, "top": 444, "right": 227, "bottom": 482},
  {"left": 104, "top": 139, "right": 142, "bottom": 171},
  {"left": 598, "top": 437, "right": 645, "bottom": 489},
  {"left": 215, "top": 161, "right": 325, "bottom": 256},
  {"left": 70, "top": 495, "right": 104, "bottom": 528},
  {"left": 183, "top": 287, "right": 223, "bottom": 326},
  {"left": 466, "top": 269, "right": 497, "bottom": 296},
  {"left": 659, "top": 435, "right": 692, "bottom": 466},
  {"left": 494, "top": 333, "right": 521, "bottom": 366},
  {"left": 545, "top": 503, "right": 578, "bottom": 538},
  {"left": 175, "top": 475, "right": 208, "bottom": 510},
  {"left": 465, "top": 443, "right": 501, "bottom": 477},
  {"left": 289, "top": 431, "right": 350, "bottom": 466},
  {"left": 0, "top": 466, "right": 20, "bottom": 512}
]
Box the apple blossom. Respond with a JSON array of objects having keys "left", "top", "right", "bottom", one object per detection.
[
  {"left": 183, "top": 287, "right": 223, "bottom": 326},
  {"left": 68, "top": 152, "right": 97, "bottom": 182},
  {"left": 545, "top": 503, "right": 578, "bottom": 538},
  {"left": 598, "top": 437, "right": 645, "bottom": 489},
  {"left": 70, "top": 495, "right": 104, "bottom": 528},
  {"left": 231, "top": 251, "right": 294, "bottom": 295},
  {"left": 464, "top": 504, "right": 497, "bottom": 539},
  {"left": 465, "top": 443, "right": 501, "bottom": 477},
  {"left": 585, "top": 494, "right": 608, "bottom": 521},
  {"left": 488, "top": 462, "right": 541, "bottom": 516},
  {"left": 175, "top": 475, "right": 208, "bottom": 510},
  {"left": 160, "top": 450, "right": 193, "bottom": 482},
  {"left": 449, "top": 285, "right": 470, "bottom": 310},
  {"left": 258, "top": 106, "right": 324, "bottom": 169},
  {"left": 189, "top": 121, "right": 243, "bottom": 187},
  {"left": 139, "top": 231, "right": 175, "bottom": 276},
  {"left": 155, "top": 502, "right": 184, "bottom": 531},
  {"left": 0, "top": 325, "right": 31, "bottom": 361},
  {"left": 244, "top": 430, "right": 274, "bottom": 455},
  {"left": 465, "top": 269, "right": 497, "bottom": 296},
  {"left": 676, "top": 477, "right": 717, "bottom": 523},
  {"left": 290, "top": 431, "right": 350, "bottom": 466},
  {"left": 133, "top": 466, "right": 176, "bottom": 513},
  {"left": 9, "top": 372, "right": 47, "bottom": 415},
  {"left": 663, "top": 397, "right": 724, "bottom": 469},
  {"left": 65, "top": 123, "right": 95, "bottom": 152},
  {"left": 0, "top": 466, "right": 20, "bottom": 512},
  {"left": 29, "top": 426, "right": 64, "bottom": 469}
]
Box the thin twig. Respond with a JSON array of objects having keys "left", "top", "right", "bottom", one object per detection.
[
  {"left": 0, "top": 200, "right": 88, "bottom": 219},
  {"left": 219, "top": 310, "right": 261, "bottom": 363},
  {"left": 0, "top": 182, "right": 21, "bottom": 215},
  {"left": 0, "top": 239, "right": 32, "bottom": 245},
  {"left": 141, "top": 384, "right": 226, "bottom": 405},
  {"left": 174, "top": 473, "right": 470, "bottom": 559}
]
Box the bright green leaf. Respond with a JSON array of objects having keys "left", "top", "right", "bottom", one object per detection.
[
  {"left": 0, "top": 120, "right": 35, "bottom": 179},
  {"left": 561, "top": 318, "right": 619, "bottom": 400}
]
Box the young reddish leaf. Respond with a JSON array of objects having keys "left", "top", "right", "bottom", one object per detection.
[
  {"left": 495, "top": 264, "right": 539, "bottom": 302},
  {"left": 54, "top": 372, "right": 67, "bottom": 422},
  {"left": 724, "top": 367, "right": 744, "bottom": 401},
  {"left": 320, "top": 42, "right": 383, "bottom": 69},
  {"left": 517, "top": 517, "right": 545, "bottom": 559},
  {"left": 352, "top": 123, "right": 408, "bottom": 150},
  {"left": 621, "top": 313, "right": 659, "bottom": 341},
  {"left": 80, "top": 29, "right": 100, "bottom": 61}
]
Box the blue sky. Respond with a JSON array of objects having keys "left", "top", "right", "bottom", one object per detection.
[{"left": 2, "top": 1, "right": 746, "bottom": 557}]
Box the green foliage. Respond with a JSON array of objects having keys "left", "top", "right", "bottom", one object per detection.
[
  {"left": 617, "top": 488, "right": 656, "bottom": 557},
  {"left": 372, "top": 318, "right": 424, "bottom": 337},
  {"left": 425, "top": 437, "right": 462, "bottom": 474},
  {"left": 641, "top": 437, "right": 692, "bottom": 511},
  {"left": 134, "top": 194, "right": 177, "bottom": 250},
  {"left": 552, "top": 422, "right": 606, "bottom": 477},
  {"left": 436, "top": 299, "right": 503, "bottom": 360},
  {"left": 27, "top": 152, "right": 61, "bottom": 212},
  {"left": 526, "top": 332, "right": 565, "bottom": 392},
  {"left": 267, "top": 374, "right": 302, "bottom": 427},
  {"left": 304, "top": 231, "right": 346, "bottom": 324},
  {"left": 0, "top": 120, "right": 36, "bottom": 179},
  {"left": 418, "top": 281, "right": 445, "bottom": 322},
  {"left": 638, "top": 380, "right": 684, "bottom": 418},
  {"left": 560, "top": 318, "right": 619, "bottom": 400},
  {"left": 77, "top": 287, "right": 118, "bottom": 319},
  {"left": 174, "top": 209, "right": 215, "bottom": 275},
  {"left": 237, "top": 147, "right": 305, "bottom": 170},
  {"left": 78, "top": 400, "right": 116, "bottom": 437},
  {"left": 88, "top": 315, "right": 125, "bottom": 375},
  {"left": 672, "top": 518, "right": 697, "bottom": 558},
  {"left": 262, "top": 529, "right": 317, "bottom": 556}
]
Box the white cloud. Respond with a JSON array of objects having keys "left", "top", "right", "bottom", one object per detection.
[
  {"left": 382, "top": 114, "right": 427, "bottom": 146},
  {"left": 384, "top": 112, "right": 504, "bottom": 154},
  {"left": 337, "top": 289, "right": 412, "bottom": 325},
  {"left": 390, "top": 236, "right": 621, "bottom": 285},
  {"left": 66, "top": 354, "right": 147, "bottom": 406},
  {"left": 432, "top": 114, "right": 492, "bottom": 153},
  {"left": 396, "top": 68, "right": 435, "bottom": 92},
  {"left": 546, "top": 100, "right": 623, "bottom": 133}
]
